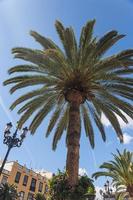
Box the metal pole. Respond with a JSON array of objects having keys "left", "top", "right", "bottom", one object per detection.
[
  {"left": 0, "top": 123, "right": 28, "bottom": 178},
  {"left": 0, "top": 146, "right": 12, "bottom": 176}
]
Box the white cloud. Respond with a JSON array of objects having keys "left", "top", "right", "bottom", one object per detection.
[
  {"left": 101, "top": 112, "right": 133, "bottom": 129},
  {"left": 79, "top": 168, "right": 88, "bottom": 176},
  {"left": 123, "top": 133, "right": 133, "bottom": 144}
]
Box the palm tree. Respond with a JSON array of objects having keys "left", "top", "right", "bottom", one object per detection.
[
  {"left": 92, "top": 149, "right": 133, "bottom": 199},
  {"left": 4, "top": 20, "right": 133, "bottom": 187},
  {"left": 0, "top": 183, "right": 18, "bottom": 200}
]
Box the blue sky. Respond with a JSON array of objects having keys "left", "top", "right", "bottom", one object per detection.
[{"left": 0, "top": 0, "right": 133, "bottom": 189}]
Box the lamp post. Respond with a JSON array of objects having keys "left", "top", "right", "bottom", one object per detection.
[
  {"left": 0, "top": 122, "right": 28, "bottom": 176},
  {"left": 99, "top": 180, "right": 115, "bottom": 200}
]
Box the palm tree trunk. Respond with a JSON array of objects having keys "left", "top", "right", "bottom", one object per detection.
[{"left": 66, "top": 101, "right": 81, "bottom": 187}]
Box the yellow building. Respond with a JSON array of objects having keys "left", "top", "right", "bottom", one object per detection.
[{"left": 0, "top": 160, "right": 52, "bottom": 199}]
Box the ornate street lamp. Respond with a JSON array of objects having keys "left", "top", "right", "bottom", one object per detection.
[
  {"left": 0, "top": 122, "right": 28, "bottom": 176},
  {"left": 99, "top": 180, "right": 115, "bottom": 200}
]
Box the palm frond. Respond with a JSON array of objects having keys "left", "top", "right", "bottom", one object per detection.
[
  {"left": 87, "top": 102, "right": 106, "bottom": 141},
  {"left": 46, "top": 103, "right": 65, "bottom": 137},
  {"left": 93, "top": 99, "right": 123, "bottom": 142},
  {"left": 11, "top": 47, "right": 65, "bottom": 79},
  {"left": 29, "top": 95, "right": 57, "bottom": 134},
  {"left": 9, "top": 86, "right": 51, "bottom": 110},
  {"left": 93, "top": 88, "right": 133, "bottom": 119},
  {"left": 92, "top": 171, "right": 112, "bottom": 179},
  {"left": 30, "top": 30, "right": 61, "bottom": 51},
  {"left": 79, "top": 19, "right": 96, "bottom": 50},
  {"left": 81, "top": 104, "right": 95, "bottom": 148},
  {"left": 79, "top": 19, "right": 96, "bottom": 65},
  {"left": 4, "top": 75, "right": 57, "bottom": 94},
  {"left": 52, "top": 105, "right": 69, "bottom": 150},
  {"left": 94, "top": 31, "right": 125, "bottom": 57},
  {"left": 55, "top": 20, "right": 77, "bottom": 65},
  {"left": 18, "top": 93, "right": 54, "bottom": 114}
]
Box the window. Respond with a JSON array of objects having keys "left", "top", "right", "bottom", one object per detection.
[
  {"left": 18, "top": 191, "right": 25, "bottom": 200},
  {"left": 27, "top": 192, "right": 34, "bottom": 200},
  {"left": 15, "top": 171, "right": 21, "bottom": 183},
  {"left": 23, "top": 175, "right": 28, "bottom": 186},
  {"left": 30, "top": 178, "right": 36, "bottom": 192},
  {"left": 1, "top": 176, "right": 8, "bottom": 184},
  {"left": 38, "top": 182, "right": 43, "bottom": 192}
]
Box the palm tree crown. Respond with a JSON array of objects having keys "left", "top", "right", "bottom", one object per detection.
[
  {"left": 4, "top": 20, "right": 133, "bottom": 148},
  {"left": 92, "top": 149, "right": 133, "bottom": 198},
  {"left": 4, "top": 20, "right": 133, "bottom": 187}
]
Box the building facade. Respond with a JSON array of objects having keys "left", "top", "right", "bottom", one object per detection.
[{"left": 0, "top": 161, "right": 51, "bottom": 199}]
